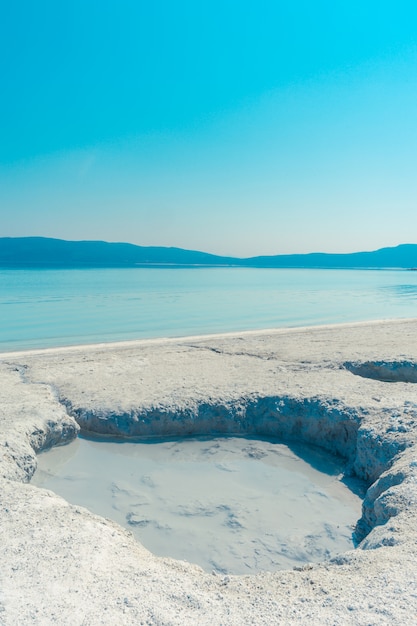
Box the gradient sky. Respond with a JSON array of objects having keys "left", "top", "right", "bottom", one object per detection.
[{"left": 1, "top": 1, "right": 417, "bottom": 257}]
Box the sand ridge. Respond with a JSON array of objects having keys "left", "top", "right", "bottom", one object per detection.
[{"left": 1, "top": 319, "right": 417, "bottom": 624}]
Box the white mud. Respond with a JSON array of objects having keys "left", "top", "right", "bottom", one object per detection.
[
  {"left": 1, "top": 319, "right": 417, "bottom": 624},
  {"left": 32, "top": 435, "right": 363, "bottom": 574}
]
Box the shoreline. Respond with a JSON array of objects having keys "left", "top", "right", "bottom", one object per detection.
[
  {"left": 1, "top": 316, "right": 416, "bottom": 358},
  {"left": 1, "top": 319, "right": 417, "bottom": 624}
]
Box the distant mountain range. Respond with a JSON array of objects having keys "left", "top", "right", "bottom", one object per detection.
[{"left": 0, "top": 237, "right": 417, "bottom": 269}]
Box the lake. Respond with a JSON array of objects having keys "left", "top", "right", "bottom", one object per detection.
[{"left": 1, "top": 267, "right": 417, "bottom": 351}]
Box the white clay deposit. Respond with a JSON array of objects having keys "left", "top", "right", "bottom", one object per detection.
[
  {"left": 1, "top": 319, "right": 417, "bottom": 624},
  {"left": 32, "top": 435, "right": 363, "bottom": 574}
]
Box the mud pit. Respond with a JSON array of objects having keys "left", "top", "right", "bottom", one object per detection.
[{"left": 32, "top": 435, "right": 363, "bottom": 574}]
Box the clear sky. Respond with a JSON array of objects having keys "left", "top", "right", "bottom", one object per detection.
[{"left": 1, "top": 1, "right": 417, "bottom": 257}]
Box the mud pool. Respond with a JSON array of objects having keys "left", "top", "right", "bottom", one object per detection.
[{"left": 32, "top": 435, "right": 364, "bottom": 574}]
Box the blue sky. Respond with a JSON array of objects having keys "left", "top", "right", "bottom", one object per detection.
[{"left": 1, "top": 1, "right": 417, "bottom": 256}]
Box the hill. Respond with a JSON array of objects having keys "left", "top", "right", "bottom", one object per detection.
[
  {"left": 0, "top": 237, "right": 236, "bottom": 267},
  {"left": 0, "top": 237, "right": 416, "bottom": 269},
  {"left": 244, "top": 244, "right": 417, "bottom": 269}
]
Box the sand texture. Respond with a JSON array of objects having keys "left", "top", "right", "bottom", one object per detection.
[{"left": 1, "top": 319, "right": 417, "bottom": 624}]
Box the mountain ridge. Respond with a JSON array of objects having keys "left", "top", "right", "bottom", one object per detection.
[{"left": 0, "top": 237, "right": 416, "bottom": 269}]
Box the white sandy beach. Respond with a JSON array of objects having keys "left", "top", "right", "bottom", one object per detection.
[{"left": 1, "top": 319, "right": 417, "bottom": 624}]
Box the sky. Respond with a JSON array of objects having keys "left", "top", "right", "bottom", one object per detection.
[{"left": 1, "top": 1, "right": 417, "bottom": 257}]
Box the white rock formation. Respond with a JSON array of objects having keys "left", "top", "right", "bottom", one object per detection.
[{"left": 1, "top": 319, "right": 417, "bottom": 624}]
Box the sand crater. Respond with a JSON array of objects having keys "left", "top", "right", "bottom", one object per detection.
[{"left": 344, "top": 359, "right": 417, "bottom": 383}]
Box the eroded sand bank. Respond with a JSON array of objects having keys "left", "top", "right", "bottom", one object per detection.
[{"left": 1, "top": 320, "right": 417, "bottom": 624}]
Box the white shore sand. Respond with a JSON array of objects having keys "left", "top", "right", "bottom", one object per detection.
[{"left": 1, "top": 319, "right": 417, "bottom": 624}]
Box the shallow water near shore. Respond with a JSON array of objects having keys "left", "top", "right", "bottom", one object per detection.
[
  {"left": 32, "top": 435, "right": 364, "bottom": 574},
  {"left": 1, "top": 266, "right": 417, "bottom": 351}
]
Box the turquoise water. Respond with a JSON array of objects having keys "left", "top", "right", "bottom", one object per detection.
[{"left": 1, "top": 267, "right": 417, "bottom": 351}]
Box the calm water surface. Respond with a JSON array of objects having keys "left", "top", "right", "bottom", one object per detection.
[{"left": 1, "top": 267, "right": 417, "bottom": 351}]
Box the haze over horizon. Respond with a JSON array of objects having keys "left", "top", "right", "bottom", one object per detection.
[{"left": 1, "top": 2, "right": 417, "bottom": 257}]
